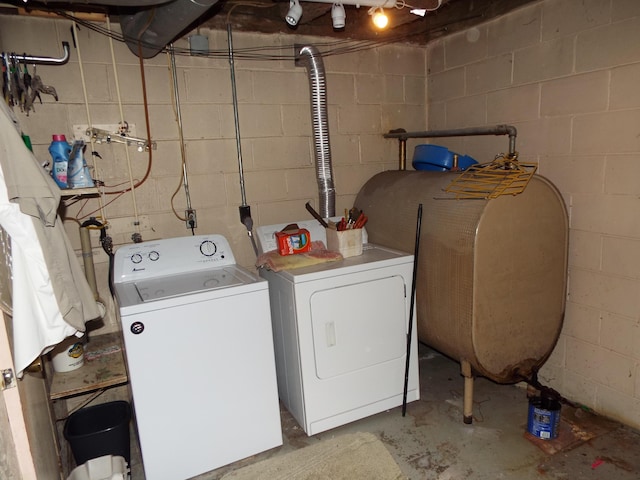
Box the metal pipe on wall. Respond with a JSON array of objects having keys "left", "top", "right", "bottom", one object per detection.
[
  {"left": 168, "top": 45, "right": 193, "bottom": 214},
  {"left": 79, "top": 218, "right": 108, "bottom": 319},
  {"left": 7, "top": 42, "right": 70, "bottom": 66},
  {"left": 79, "top": 226, "right": 99, "bottom": 301},
  {"left": 227, "top": 24, "right": 258, "bottom": 255},
  {"left": 228, "top": 25, "right": 247, "bottom": 209},
  {"left": 384, "top": 125, "right": 518, "bottom": 170}
]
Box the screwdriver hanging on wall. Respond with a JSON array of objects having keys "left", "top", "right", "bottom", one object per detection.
[{"left": 186, "top": 209, "right": 197, "bottom": 230}]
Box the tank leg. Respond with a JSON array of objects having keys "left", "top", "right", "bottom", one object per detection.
[{"left": 461, "top": 359, "right": 474, "bottom": 424}]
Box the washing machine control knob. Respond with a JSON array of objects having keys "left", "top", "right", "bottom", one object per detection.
[
  {"left": 199, "top": 240, "right": 217, "bottom": 257},
  {"left": 148, "top": 251, "right": 160, "bottom": 261},
  {"left": 131, "top": 253, "right": 143, "bottom": 264}
]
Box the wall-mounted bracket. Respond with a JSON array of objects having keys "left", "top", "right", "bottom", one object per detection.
[{"left": 86, "top": 127, "right": 156, "bottom": 152}]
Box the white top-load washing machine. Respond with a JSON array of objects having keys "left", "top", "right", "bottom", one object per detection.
[
  {"left": 113, "top": 234, "right": 282, "bottom": 480},
  {"left": 256, "top": 220, "right": 420, "bottom": 436}
]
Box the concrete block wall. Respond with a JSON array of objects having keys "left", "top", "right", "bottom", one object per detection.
[
  {"left": 426, "top": 0, "right": 640, "bottom": 429},
  {"left": 3, "top": 0, "right": 637, "bottom": 433},
  {"left": 0, "top": 15, "right": 426, "bottom": 332}
]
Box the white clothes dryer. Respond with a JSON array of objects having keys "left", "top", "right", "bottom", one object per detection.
[
  {"left": 113, "top": 234, "right": 281, "bottom": 480},
  {"left": 256, "top": 221, "right": 419, "bottom": 436}
]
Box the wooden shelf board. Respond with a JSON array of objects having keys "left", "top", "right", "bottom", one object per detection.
[{"left": 49, "top": 332, "right": 128, "bottom": 400}]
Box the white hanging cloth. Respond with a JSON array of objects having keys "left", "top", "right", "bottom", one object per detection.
[{"left": 0, "top": 101, "right": 100, "bottom": 377}]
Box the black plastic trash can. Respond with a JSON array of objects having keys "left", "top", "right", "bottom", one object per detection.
[{"left": 63, "top": 400, "right": 131, "bottom": 466}]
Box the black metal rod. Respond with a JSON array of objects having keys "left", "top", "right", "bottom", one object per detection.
[{"left": 402, "top": 203, "right": 423, "bottom": 417}]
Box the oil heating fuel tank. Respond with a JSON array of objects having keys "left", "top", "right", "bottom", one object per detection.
[{"left": 355, "top": 170, "right": 568, "bottom": 384}]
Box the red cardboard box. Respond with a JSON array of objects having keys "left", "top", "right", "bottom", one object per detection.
[{"left": 275, "top": 228, "right": 311, "bottom": 256}]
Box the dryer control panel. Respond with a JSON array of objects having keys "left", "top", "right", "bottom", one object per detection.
[{"left": 113, "top": 234, "right": 236, "bottom": 283}]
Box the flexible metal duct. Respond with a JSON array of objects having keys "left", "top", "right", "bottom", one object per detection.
[
  {"left": 118, "top": 0, "right": 219, "bottom": 58},
  {"left": 296, "top": 45, "right": 336, "bottom": 218}
]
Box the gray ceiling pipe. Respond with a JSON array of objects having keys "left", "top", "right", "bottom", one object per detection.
[
  {"left": 295, "top": 45, "right": 336, "bottom": 219},
  {"left": 118, "top": 0, "right": 219, "bottom": 58}
]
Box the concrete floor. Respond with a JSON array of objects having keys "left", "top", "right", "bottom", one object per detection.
[{"left": 130, "top": 344, "right": 640, "bottom": 479}]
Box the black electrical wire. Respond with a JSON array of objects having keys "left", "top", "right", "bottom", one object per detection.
[{"left": 51, "top": 8, "right": 435, "bottom": 62}]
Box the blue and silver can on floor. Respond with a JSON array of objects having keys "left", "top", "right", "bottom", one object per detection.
[{"left": 527, "top": 396, "right": 561, "bottom": 439}]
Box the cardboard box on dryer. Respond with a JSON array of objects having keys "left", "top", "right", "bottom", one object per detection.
[{"left": 275, "top": 227, "right": 311, "bottom": 256}]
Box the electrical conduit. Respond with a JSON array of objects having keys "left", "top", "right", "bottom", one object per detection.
[{"left": 227, "top": 24, "right": 258, "bottom": 255}]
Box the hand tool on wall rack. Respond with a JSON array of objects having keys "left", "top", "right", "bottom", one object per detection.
[
  {"left": 23, "top": 65, "right": 59, "bottom": 115},
  {"left": 11, "top": 63, "right": 24, "bottom": 108},
  {"left": 20, "top": 62, "right": 31, "bottom": 107},
  {"left": 30, "top": 68, "right": 59, "bottom": 101},
  {"left": 2, "top": 53, "right": 13, "bottom": 106},
  {"left": 2, "top": 42, "right": 67, "bottom": 112},
  {"left": 402, "top": 203, "right": 423, "bottom": 417}
]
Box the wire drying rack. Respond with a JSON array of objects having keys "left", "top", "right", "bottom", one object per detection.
[{"left": 444, "top": 153, "right": 538, "bottom": 199}]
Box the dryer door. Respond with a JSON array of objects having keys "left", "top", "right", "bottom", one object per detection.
[{"left": 309, "top": 275, "right": 407, "bottom": 379}]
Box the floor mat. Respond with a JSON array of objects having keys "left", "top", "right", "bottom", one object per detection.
[{"left": 220, "top": 432, "right": 406, "bottom": 480}]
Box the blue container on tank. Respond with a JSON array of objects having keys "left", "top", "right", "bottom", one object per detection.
[
  {"left": 412, "top": 144, "right": 478, "bottom": 171},
  {"left": 412, "top": 144, "right": 452, "bottom": 171},
  {"left": 456, "top": 155, "right": 479, "bottom": 170},
  {"left": 48, "top": 134, "right": 71, "bottom": 188}
]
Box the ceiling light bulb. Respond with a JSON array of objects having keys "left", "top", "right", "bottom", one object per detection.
[
  {"left": 331, "top": 3, "right": 346, "bottom": 30},
  {"left": 286, "top": 0, "right": 303, "bottom": 27},
  {"left": 372, "top": 8, "right": 389, "bottom": 29}
]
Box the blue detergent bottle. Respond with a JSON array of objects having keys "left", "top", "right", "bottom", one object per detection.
[
  {"left": 67, "top": 140, "right": 95, "bottom": 188},
  {"left": 48, "top": 134, "right": 71, "bottom": 188}
]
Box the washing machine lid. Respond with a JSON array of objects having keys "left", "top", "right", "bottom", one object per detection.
[
  {"left": 114, "top": 265, "right": 263, "bottom": 309},
  {"left": 134, "top": 267, "right": 250, "bottom": 302}
]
